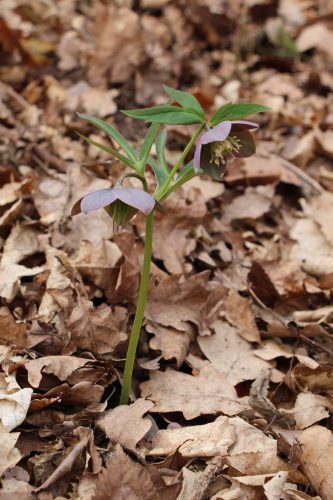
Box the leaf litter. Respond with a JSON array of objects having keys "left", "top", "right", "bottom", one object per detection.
[{"left": 1, "top": 0, "right": 333, "bottom": 498}]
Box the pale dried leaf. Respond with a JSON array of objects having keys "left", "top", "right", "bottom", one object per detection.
[
  {"left": 223, "top": 289, "right": 260, "bottom": 343},
  {"left": 96, "top": 399, "right": 154, "bottom": 456},
  {"left": 67, "top": 299, "right": 127, "bottom": 355},
  {"left": 147, "top": 322, "right": 194, "bottom": 367},
  {"left": 198, "top": 320, "right": 270, "bottom": 385},
  {"left": 93, "top": 445, "right": 158, "bottom": 500},
  {"left": 0, "top": 373, "right": 32, "bottom": 431},
  {"left": 140, "top": 364, "right": 248, "bottom": 420},
  {"left": 0, "top": 264, "right": 43, "bottom": 301},
  {"left": 282, "top": 393, "right": 332, "bottom": 430},
  {"left": 24, "top": 355, "right": 91, "bottom": 388},
  {"left": 296, "top": 426, "right": 333, "bottom": 500},
  {"left": 0, "top": 428, "right": 21, "bottom": 477},
  {"left": 149, "top": 416, "right": 236, "bottom": 458}
]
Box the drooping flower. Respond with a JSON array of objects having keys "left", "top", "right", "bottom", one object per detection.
[
  {"left": 193, "top": 120, "right": 258, "bottom": 179},
  {"left": 71, "top": 187, "right": 155, "bottom": 229}
]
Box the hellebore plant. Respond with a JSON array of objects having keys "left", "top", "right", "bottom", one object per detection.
[{"left": 72, "top": 86, "right": 269, "bottom": 405}]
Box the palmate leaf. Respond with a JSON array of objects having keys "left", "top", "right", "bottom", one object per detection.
[
  {"left": 148, "top": 157, "right": 169, "bottom": 190},
  {"left": 163, "top": 85, "right": 205, "bottom": 120},
  {"left": 138, "top": 123, "right": 160, "bottom": 171},
  {"left": 77, "top": 113, "right": 138, "bottom": 163},
  {"left": 77, "top": 133, "right": 135, "bottom": 168},
  {"left": 122, "top": 105, "right": 203, "bottom": 125},
  {"left": 209, "top": 102, "right": 271, "bottom": 126}
]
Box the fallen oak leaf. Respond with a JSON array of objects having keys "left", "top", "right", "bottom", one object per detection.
[
  {"left": 198, "top": 320, "right": 270, "bottom": 385},
  {"left": 24, "top": 355, "right": 92, "bottom": 388},
  {"left": 0, "top": 428, "right": 21, "bottom": 477},
  {"left": 96, "top": 399, "right": 154, "bottom": 457},
  {"left": 0, "top": 373, "right": 32, "bottom": 431},
  {"left": 149, "top": 416, "right": 236, "bottom": 458},
  {"left": 295, "top": 425, "right": 333, "bottom": 500},
  {"left": 66, "top": 299, "right": 127, "bottom": 355},
  {"left": 92, "top": 445, "right": 158, "bottom": 500},
  {"left": 0, "top": 264, "right": 44, "bottom": 302},
  {"left": 140, "top": 365, "right": 249, "bottom": 420}
]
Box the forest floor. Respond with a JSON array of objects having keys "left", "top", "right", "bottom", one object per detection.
[{"left": 1, "top": 0, "right": 333, "bottom": 498}]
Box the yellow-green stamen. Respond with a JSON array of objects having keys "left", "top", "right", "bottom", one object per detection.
[{"left": 210, "top": 136, "right": 241, "bottom": 165}]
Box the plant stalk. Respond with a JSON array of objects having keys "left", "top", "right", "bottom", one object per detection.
[
  {"left": 119, "top": 211, "right": 154, "bottom": 405},
  {"left": 155, "top": 123, "right": 205, "bottom": 200}
]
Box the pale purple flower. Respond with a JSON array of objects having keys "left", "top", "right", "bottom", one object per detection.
[
  {"left": 72, "top": 187, "right": 155, "bottom": 227},
  {"left": 193, "top": 120, "right": 258, "bottom": 179}
]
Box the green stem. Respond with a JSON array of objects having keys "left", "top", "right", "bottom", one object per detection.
[
  {"left": 119, "top": 211, "right": 154, "bottom": 405},
  {"left": 155, "top": 123, "right": 205, "bottom": 200}
]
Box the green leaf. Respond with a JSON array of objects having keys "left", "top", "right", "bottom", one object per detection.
[
  {"left": 209, "top": 102, "right": 271, "bottom": 126},
  {"left": 77, "top": 113, "right": 137, "bottom": 163},
  {"left": 155, "top": 130, "right": 169, "bottom": 173},
  {"left": 148, "top": 157, "right": 169, "bottom": 190},
  {"left": 163, "top": 85, "right": 205, "bottom": 120},
  {"left": 77, "top": 133, "right": 136, "bottom": 168},
  {"left": 122, "top": 105, "right": 203, "bottom": 125},
  {"left": 161, "top": 161, "right": 196, "bottom": 200},
  {"left": 139, "top": 123, "right": 160, "bottom": 171}
]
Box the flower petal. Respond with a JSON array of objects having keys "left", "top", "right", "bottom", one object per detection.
[
  {"left": 113, "top": 188, "right": 155, "bottom": 214},
  {"left": 199, "top": 121, "right": 232, "bottom": 145},
  {"left": 80, "top": 189, "right": 117, "bottom": 213},
  {"left": 200, "top": 144, "right": 226, "bottom": 180},
  {"left": 230, "top": 120, "right": 258, "bottom": 131},
  {"left": 232, "top": 130, "right": 256, "bottom": 158},
  {"left": 193, "top": 143, "right": 203, "bottom": 173}
]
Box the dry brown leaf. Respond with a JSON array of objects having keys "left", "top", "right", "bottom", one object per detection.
[
  {"left": 35, "top": 427, "right": 91, "bottom": 492},
  {"left": 254, "top": 341, "right": 319, "bottom": 370},
  {"left": 281, "top": 392, "right": 332, "bottom": 429},
  {"left": 285, "top": 364, "right": 333, "bottom": 393},
  {"left": 66, "top": 299, "right": 128, "bottom": 355},
  {"left": 296, "top": 426, "right": 333, "bottom": 500},
  {"left": 96, "top": 399, "right": 154, "bottom": 456},
  {"left": 0, "top": 428, "right": 21, "bottom": 477},
  {"left": 93, "top": 445, "right": 158, "bottom": 500},
  {"left": 24, "top": 355, "right": 91, "bottom": 388},
  {"left": 147, "top": 322, "right": 194, "bottom": 367},
  {"left": 140, "top": 365, "right": 249, "bottom": 420},
  {"left": 0, "top": 373, "right": 32, "bottom": 431},
  {"left": 147, "top": 192, "right": 206, "bottom": 274},
  {"left": 289, "top": 218, "right": 333, "bottom": 277},
  {"left": 145, "top": 272, "right": 224, "bottom": 332},
  {"left": 223, "top": 289, "right": 261, "bottom": 343},
  {"left": 149, "top": 416, "right": 236, "bottom": 458},
  {"left": 0, "top": 308, "right": 27, "bottom": 347},
  {"left": 297, "top": 22, "right": 333, "bottom": 57},
  {"left": 221, "top": 186, "right": 274, "bottom": 224},
  {"left": 0, "top": 478, "right": 33, "bottom": 500},
  {"left": 0, "top": 264, "right": 44, "bottom": 302},
  {"left": 308, "top": 191, "right": 333, "bottom": 243},
  {"left": 69, "top": 239, "right": 122, "bottom": 292},
  {"left": 38, "top": 252, "right": 73, "bottom": 319},
  {"left": 1, "top": 224, "right": 42, "bottom": 267},
  {"left": 198, "top": 320, "right": 270, "bottom": 385}
]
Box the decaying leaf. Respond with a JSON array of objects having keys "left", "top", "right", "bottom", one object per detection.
[
  {"left": 145, "top": 273, "right": 224, "bottom": 332},
  {"left": 66, "top": 299, "right": 128, "bottom": 355},
  {"left": 96, "top": 399, "right": 154, "bottom": 456},
  {"left": 0, "top": 373, "right": 32, "bottom": 431},
  {"left": 0, "top": 429, "right": 21, "bottom": 477},
  {"left": 92, "top": 445, "right": 158, "bottom": 500},
  {"left": 296, "top": 426, "right": 333, "bottom": 499},
  {"left": 198, "top": 320, "right": 270, "bottom": 385},
  {"left": 149, "top": 416, "right": 236, "bottom": 458},
  {"left": 140, "top": 365, "right": 249, "bottom": 420}
]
